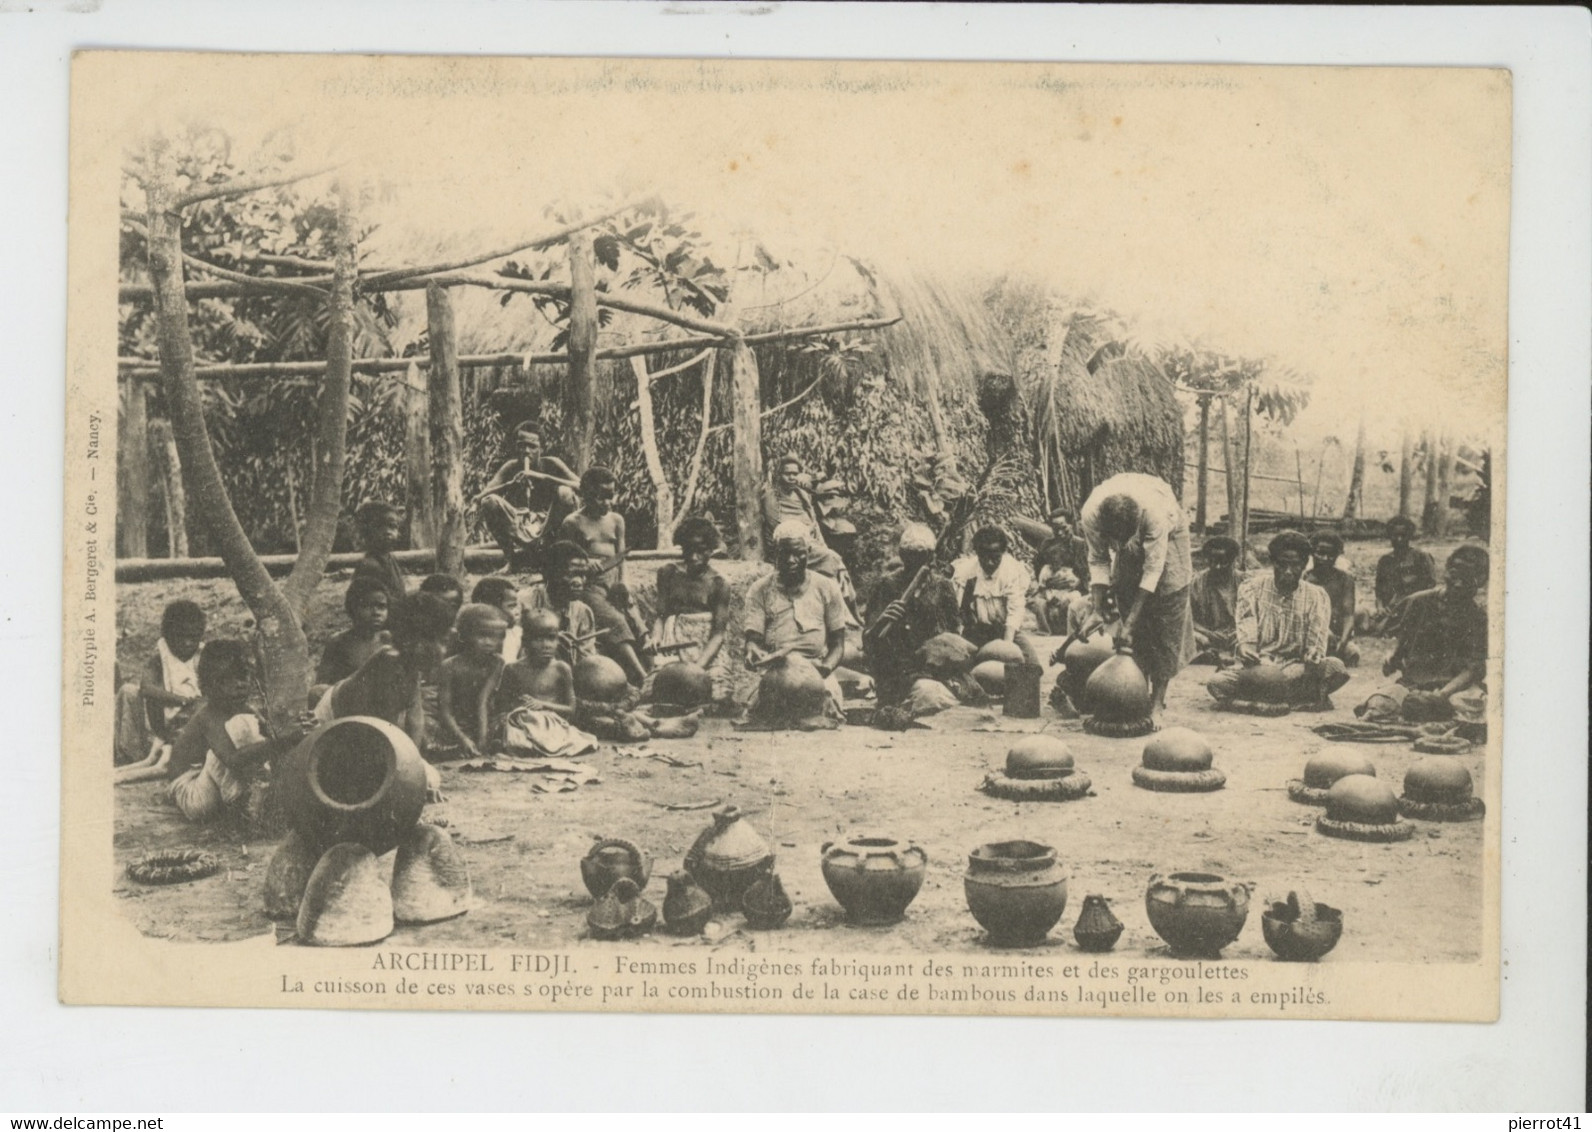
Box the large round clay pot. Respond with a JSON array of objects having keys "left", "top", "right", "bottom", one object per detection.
[
  {"left": 579, "top": 837, "right": 651, "bottom": 898},
  {"left": 1403, "top": 758, "right": 1474, "bottom": 804},
  {"left": 650, "top": 661, "right": 713, "bottom": 709},
  {"left": 975, "top": 638, "right": 1025, "bottom": 667},
  {"left": 574, "top": 654, "right": 630, "bottom": 704},
  {"left": 1326, "top": 775, "right": 1400, "bottom": 824},
  {"left": 1005, "top": 735, "right": 1075, "bottom": 780},
  {"left": 918, "top": 632, "right": 978, "bottom": 682},
  {"left": 1236, "top": 663, "right": 1293, "bottom": 704},
  {"left": 755, "top": 654, "right": 831, "bottom": 721},
  {"left": 820, "top": 835, "right": 928, "bottom": 925},
  {"left": 684, "top": 805, "right": 774, "bottom": 913},
  {"left": 1144, "top": 871, "right": 1250, "bottom": 957},
  {"left": 1084, "top": 649, "right": 1152, "bottom": 722},
  {"left": 1057, "top": 633, "right": 1115, "bottom": 708},
  {"left": 1303, "top": 750, "right": 1377, "bottom": 789},
  {"left": 963, "top": 840, "right": 1069, "bottom": 947},
  {"left": 970, "top": 659, "right": 1008, "bottom": 696},
  {"left": 272, "top": 717, "right": 429, "bottom": 856},
  {"left": 1142, "top": 727, "right": 1214, "bottom": 772}
]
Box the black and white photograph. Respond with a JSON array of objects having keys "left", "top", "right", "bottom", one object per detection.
[{"left": 62, "top": 51, "right": 1509, "bottom": 1021}]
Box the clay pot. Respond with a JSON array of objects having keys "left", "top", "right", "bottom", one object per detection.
[
  {"left": 1403, "top": 758, "right": 1474, "bottom": 804},
  {"left": 975, "top": 638, "right": 1025, "bottom": 667},
  {"left": 1144, "top": 872, "right": 1250, "bottom": 957},
  {"left": 262, "top": 829, "right": 320, "bottom": 921},
  {"left": 685, "top": 805, "right": 774, "bottom": 913},
  {"left": 650, "top": 661, "right": 713, "bottom": 709},
  {"left": 1142, "top": 727, "right": 1214, "bottom": 772},
  {"left": 1235, "top": 663, "right": 1293, "bottom": 704},
  {"left": 963, "top": 840, "right": 1069, "bottom": 947},
  {"left": 661, "top": 872, "right": 714, "bottom": 936},
  {"left": 918, "top": 632, "right": 978, "bottom": 681},
  {"left": 391, "top": 822, "right": 471, "bottom": 924},
  {"left": 1325, "top": 775, "right": 1400, "bottom": 824},
  {"left": 1057, "top": 633, "right": 1115, "bottom": 709},
  {"left": 971, "top": 659, "right": 1008, "bottom": 696},
  {"left": 742, "top": 873, "right": 795, "bottom": 930},
  {"left": 1261, "top": 891, "right": 1343, "bottom": 962},
  {"left": 1303, "top": 750, "right": 1377, "bottom": 789},
  {"left": 820, "top": 835, "right": 928, "bottom": 925},
  {"left": 579, "top": 837, "right": 651, "bottom": 898},
  {"left": 1072, "top": 893, "right": 1124, "bottom": 952},
  {"left": 295, "top": 843, "right": 394, "bottom": 947},
  {"left": 1083, "top": 649, "right": 1152, "bottom": 722},
  {"left": 272, "top": 717, "right": 430, "bottom": 856},
  {"left": 755, "top": 654, "right": 832, "bottom": 720},
  {"left": 587, "top": 876, "right": 657, "bottom": 940},
  {"left": 1005, "top": 735, "right": 1075, "bottom": 780},
  {"left": 574, "top": 654, "right": 630, "bottom": 704}
]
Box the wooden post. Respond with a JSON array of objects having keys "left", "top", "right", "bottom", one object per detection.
[
  {"left": 1343, "top": 414, "right": 1366, "bottom": 519},
  {"left": 426, "top": 284, "right": 466, "bottom": 577},
  {"left": 630, "top": 357, "right": 675, "bottom": 547},
  {"left": 1398, "top": 427, "right": 1415, "bottom": 521},
  {"left": 1421, "top": 429, "right": 1441, "bottom": 535},
  {"left": 566, "top": 234, "right": 599, "bottom": 472},
  {"left": 727, "top": 337, "right": 764, "bottom": 560},
  {"left": 1194, "top": 393, "right": 1210, "bottom": 534},
  {"left": 150, "top": 416, "right": 188, "bottom": 558},
  {"left": 117, "top": 377, "right": 150, "bottom": 558},
  {"left": 1238, "top": 386, "right": 1253, "bottom": 562},
  {"left": 402, "top": 360, "right": 435, "bottom": 549},
  {"left": 1435, "top": 432, "right": 1455, "bottom": 537},
  {"left": 1295, "top": 445, "right": 1307, "bottom": 527},
  {"left": 1218, "top": 395, "right": 1240, "bottom": 545}
]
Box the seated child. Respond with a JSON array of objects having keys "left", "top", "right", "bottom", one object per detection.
[
  {"left": 497, "top": 610, "right": 576, "bottom": 720},
  {"left": 559, "top": 467, "right": 649, "bottom": 685},
  {"left": 418, "top": 573, "right": 465, "bottom": 618},
  {"left": 434, "top": 603, "right": 511, "bottom": 759},
  {"left": 314, "top": 577, "right": 391, "bottom": 686},
  {"left": 471, "top": 576, "right": 523, "bottom": 663},
  {"left": 162, "top": 641, "right": 290, "bottom": 823},
  {"left": 350, "top": 500, "right": 408, "bottom": 604},
  {"left": 522, "top": 540, "right": 601, "bottom": 666},
  {"left": 114, "top": 599, "right": 206, "bottom": 766}
]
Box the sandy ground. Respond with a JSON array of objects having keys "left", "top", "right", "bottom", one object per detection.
[{"left": 112, "top": 535, "right": 1485, "bottom": 962}]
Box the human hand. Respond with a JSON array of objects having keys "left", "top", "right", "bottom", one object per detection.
[
  {"left": 1238, "top": 644, "right": 1260, "bottom": 666},
  {"left": 883, "top": 600, "right": 907, "bottom": 623},
  {"left": 1382, "top": 658, "right": 1398, "bottom": 677},
  {"left": 296, "top": 710, "right": 320, "bottom": 735}
]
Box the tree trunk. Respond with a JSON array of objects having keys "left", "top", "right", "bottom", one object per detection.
[
  {"left": 1194, "top": 394, "right": 1210, "bottom": 534},
  {"left": 282, "top": 182, "right": 356, "bottom": 614},
  {"left": 1421, "top": 429, "right": 1442, "bottom": 534},
  {"left": 566, "top": 234, "right": 599, "bottom": 472},
  {"left": 1343, "top": 415, "right": 1366, "bottom": 519},
  {"left": 117, "top": 378, "right": 150, "bottom": 558},
  {"left": 1398, "top": 427, "right": 1415, "bottom": 522},
  {"left": 1238, "top": 386, "right": 1254, "bottom": 564},
  {"left": 677, "top": 350, "right": 716, "bottom": 520},
  {"left": 726, "top": 337, "right": 764, "bottom": 560},
  {"left": 144, "top": 159, "right": 308, "bottom": 736},
  {"left": 150, "top": 416, "right": 188, "bottom": 558},
  {"left": 1218, "top": 395, "right": 1240, "bottom": 539},
  {"left": 629, "top": 357, "right": 675, "bottom": 547},
  {"left": 402, "top": 360, "right": 435, "bottom": 550},
  {"left": 426, "top": 284, "right": 467, "bottom": 577},
  {"left": 1435, "top": 433, "right": 1455, "bottom": 537}
]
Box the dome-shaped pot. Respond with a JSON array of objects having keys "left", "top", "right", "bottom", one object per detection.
[
  {"left": 964, "top": 840, "right": 1068, "bottom": 947},
  {"left": 574, "top": 654, "right": 631, "bottom": 704},
  {"left": 661, "top": 871, "right": 714, "bottom": 936},
  {"left": 650, "top": 661, "right": 713, "bottom": 709},
  {"left": 272, "top": 716, "right": 429, "bottom": 856},
  {"left": 1142, "top": 727, "right": 1214, "bottom": 772},
  {"left": 1072, "top": 893, "right": 1124, "bottom": 952},
  {"left": 1236, "top": 663, "right": 1294, "bottom": 704},
  {"left": 685, "top": 805, "right": 774, "bottom": 912},
  {"left": 755, "top": 654, "right": 832, "bottom": 720},
  {"left": 1326, "top": 775, "right": 1400, "bottom": 824},
  {"left": 971, "top": 659, "right": 1007, "bottom": 695},
  {"left": 1057, "top": 633, "right": 1116, "bottom": 709},
  {"left": 1084, "top": 650, "right": 1152, "bottom": 722},
  {"left": 1403, "top": 758, "right": 1474, "bottom": 803},
  {"left": 579, "top": 837, "right": 651, "bottom": 898},
  {"left": 975, "top": 639, "right": 1025, "bottom": 667},
  {"left": 295, "top": 843, "right": 394, "bottom": 947},
  {"left": 917, "top": 632, "right": 978, "bottom": 681},
  {"left": 1005, "top": 735, "right": 1075, "bottom": 780},
  {"left": 1145, "top": 872, "right": 1249, "bottom": 957},
  {"left": 392, "top": 822, "right": 471, "bottom": 925},
  {"left": 820, "top": 836, "right": 928, "bottom": 925},
  {"left": 1303, "top": 750, "right": 1377, "bottom": 789}
]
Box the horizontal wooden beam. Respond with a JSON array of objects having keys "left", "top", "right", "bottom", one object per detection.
[{"left": 114, "top": 543, "right": 681, "bottom": 583}]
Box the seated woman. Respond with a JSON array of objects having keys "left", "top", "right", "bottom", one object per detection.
[
  {"left": 1188, "top": 536, "right": 1243, "bottom": 665},
  {"left": 648, "top": 517, "right": 733, "bottom": 708},
  {"left": 741, "top": 520, "right": 848, "bottom": 725},
  {"left": 1307, "top": 531, "right": 1360, "bottom": 666},
  {"left": 520, "top": 540, "right": 601, "bottom": 667},
  {"left": 1382, "top": 543, "right": 1489, "bottom": 725}
]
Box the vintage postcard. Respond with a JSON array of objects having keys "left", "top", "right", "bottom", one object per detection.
[{"left": 62, "top": 52, "right": 1507, "bottom": 1019}]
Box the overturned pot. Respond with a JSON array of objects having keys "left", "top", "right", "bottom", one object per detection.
[{"left": 272, "top": 717, "right": 429, "bottom": 856}]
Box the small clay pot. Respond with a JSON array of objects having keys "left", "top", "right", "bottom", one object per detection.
[
  {"left": 1261, "top": 891, "right": 1343, "bottom": 962},
  {"left": 742, "top": 873, "right": 794, "bottom": 930},
  {"left": 964, "top": 840, "right": 1069, "bottom": 947},
  {"left": 587, "top": 876, "right": 657, "bottom": 940},
  {"left": 685, "top": 805, "right": 775, "bottom": 913},
  {"left": 1072, "top": 894, "right": 1124, "bottom": 952},
  {"left": 579, "top": 837, "right": 651, "bottom": 899},
  {"left": 1144, "top": 871, "right": 1250, "bottom": 957},
  {"left": 661, "top": 872, "right": 714, "bottom": 936},
  {"left": 1005, "top": 735, "right": 1075, "bottom": 780},
  {"left": 820, "top": 836, "right": 928, "bottom": 925}
]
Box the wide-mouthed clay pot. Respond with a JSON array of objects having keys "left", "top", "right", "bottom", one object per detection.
[
  {"left": 1005, "top": 735, "right": 1075, "bottom": 780},
  {"left": 1084, "top": 650, "right": 1152, "bottom": 722},
  {"left": 964, "top": 840, "right": 1069, "bottom": 947},
  {"left": 1144, "top": 871, "right": 1250, "bottom": 957},
  {"left": 1261, "top": 891, "right": 1343, "bottom": 961},
  {"left": 685, "top": 805, "right": 775, "bottom": 913},
  {"left": 273, "top": 717, "right": 429, "bottom": 856},
  {"left": 820, "top": 836, "right": 928, "bottom": 925},
  {"left": 579, "top": 837, "right": 651, "bottom": 898}
]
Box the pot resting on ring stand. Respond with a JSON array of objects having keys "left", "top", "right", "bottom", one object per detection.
[{"left": 1082, "top": 647, "right": 1155, "bottom": 738}]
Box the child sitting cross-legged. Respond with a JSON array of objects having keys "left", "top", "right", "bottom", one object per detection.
[
  {"left": 492, "top": 609, "right": 598, "bottom": 757},
  {"left": 433, "top": 603, "right": 511, "bottom": 760},
  {"left": 114, "top": 599, "right": 207, "bottom": 767}
]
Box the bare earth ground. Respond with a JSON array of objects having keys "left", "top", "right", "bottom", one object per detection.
[{"left": 110, "top": 538, "right": 1484, "bottom": 964}]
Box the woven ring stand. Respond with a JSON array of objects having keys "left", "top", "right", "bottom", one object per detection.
[
  {"left": 980, "top": 772, "right": 1093, "bottom": 802},
  {"left": 127, "top": 849, "right": 221, "bottom": 885},
  {"left": 1132, "top": 766, "right": 1227, "bottom": 793},
  {"left": 1398, "top": 795, "right": 1486, "bottom": 822},
  {"left": 1315, "top": 815, "right": 1415, "bottom": 842},
  {"left": 1084, "top": 716, "right": 1157, "bottom": 738}
]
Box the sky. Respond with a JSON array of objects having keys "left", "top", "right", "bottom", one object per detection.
[{"left": 96, "top": 53, "right": 1512, "bottom": 443}]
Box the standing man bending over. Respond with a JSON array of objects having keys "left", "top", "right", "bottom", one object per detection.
[{"left": 1080, "top": 471, "right": 1195, "bottom": 716}]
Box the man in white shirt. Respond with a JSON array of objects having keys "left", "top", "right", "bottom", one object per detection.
[
  {"left": 1079, "top": 471, "right": 1195, "bottom": 717},
  {"left": 951, "top": 526, "right": 1042, "bottom": 666}
]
